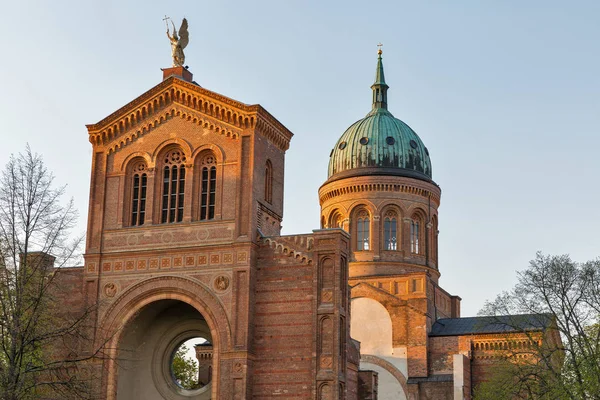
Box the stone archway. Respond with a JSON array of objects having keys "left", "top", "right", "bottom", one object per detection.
[
  {"left": 99, "top": 276, "right": 232, "bottom": 400},
  {"left": 360, "top": 354, "right": 408, "bottom": 400},
  {"left": 351, "top": 297, "right": 393, "bottom": 356},
  {"left": 350, "top": 295, "right": 409, "bottom": 400},
  {"left": 115, "top": 300, "right": 213, "bottom": 399}
]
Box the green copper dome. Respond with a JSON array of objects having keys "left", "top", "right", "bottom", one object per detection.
[{"left": 327, "top": 51, "right": 432, "bottom": 182}]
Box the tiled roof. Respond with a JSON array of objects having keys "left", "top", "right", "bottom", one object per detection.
[{"left": 429, "top": 314, "right": 553, "bottom": 337}]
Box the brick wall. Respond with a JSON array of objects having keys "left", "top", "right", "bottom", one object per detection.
[
  {"left": 253, "top": 247, "right": 316, "bottom": 398},
  {"left": 358, "top": 370, "right": 378, "bottom": 400},
  {"left": 254, "top": 229, "right": 356, "bottom": 399}
]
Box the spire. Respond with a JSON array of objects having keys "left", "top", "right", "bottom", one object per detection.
[{"left": 371, "top": 45, "right": 389, "bottom": 111}]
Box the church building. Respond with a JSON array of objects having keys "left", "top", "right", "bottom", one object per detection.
[{"left": 69, "top": 45, "right": 556, "bottom": 400}]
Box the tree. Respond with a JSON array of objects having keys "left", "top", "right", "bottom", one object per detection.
[
  {"left": 171, "top": 344, "right": 199, "bottom": 390},
  {"left": 476, "top": 252, "right": 600, "bottom": 400},
  {"left": 0, "top": 147, "right": 99, "bottom": 399}
]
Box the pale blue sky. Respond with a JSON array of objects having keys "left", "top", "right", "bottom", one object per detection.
[{"left": 1, "top": 1, "right": 598, "bottom": 316}]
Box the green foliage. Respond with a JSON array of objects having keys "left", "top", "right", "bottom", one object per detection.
[
  {"left": 474, "top": 358, "right": 572, "bottom": 400},
  {"left": 171, "top": 345, "right": 199, "bottom": 390},
  {"left": 476, "top": 253, "right": 600, "bottom": 400}
]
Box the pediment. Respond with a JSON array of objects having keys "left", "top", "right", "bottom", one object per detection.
[
  {"left": 100, "top": 104, "right": 240, "bottom": 154},
  {"left": 86, "top": 75, "right": 293, "bottom": 153}
]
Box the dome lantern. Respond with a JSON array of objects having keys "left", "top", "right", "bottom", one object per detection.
[{"left": 371, "top": 48, "right": 389, "bottom": 111}]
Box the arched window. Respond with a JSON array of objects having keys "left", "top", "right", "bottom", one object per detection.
[
  {"left": 329, "top": 210, "right": 344, "bottom": 229},
  {"left": 161, "top": 149, "right": 186, "bottom": 223},
  {"left": 130, "top": 161, "right": 147, "bottom": 226},
  {"left": 200, "top": 154, "right": 217, "bottom": 220},
  {"left": 265, "top": 160, "right": 273, "bottom": 204},
  {"left": 356, "top": 210, "right": 370, "bottom": 251},
  {"left": 383, "top": 211, "right": 398, "bottom": 251},
  {"left": 410, "top": 216, "right": 422, "bottom": 254}
]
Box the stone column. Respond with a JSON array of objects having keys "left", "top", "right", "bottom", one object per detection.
[
  {"left": 372, "top": 215, "right": 381, "bottom": 258},
  {"left": 183, "top": 163, "right": 194, "bottom": 222},
  {"left": 116, "top": 174, "right": 125, "bottom": 228},
  {"left": 426, "top": 222, "right": 433, "bottom": 267},
  {"left": 402, "top": 218, "right": 412, "bottom": 256},
  {"left": 145, "top": 168, "right": 156, "bottom": 224}
]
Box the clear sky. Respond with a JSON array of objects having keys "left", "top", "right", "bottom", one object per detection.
[{"left": 1, "top": 1, "right": 598, "bottom": 317}]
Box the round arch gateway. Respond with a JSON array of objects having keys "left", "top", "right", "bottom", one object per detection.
[
  {"left": 351, "top": 297, "right": 409, "bottom": 400},
  {"left": 100, "top": 276, "right": 232, "bottom": 400},
  {"left": 351, "top": 297, "right": 393, "bottom": 355},
  {"left": 116, "top": 300, "right": 213, "bottom": 400}
]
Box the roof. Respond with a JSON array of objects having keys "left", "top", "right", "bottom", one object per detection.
[
  {"left": 327, "top": 109, "right": 432, "bottom": 181},
  {"left": 326, "top": 51, "right": 433, "bottom": 183},
  {"left": 372, "top": 50, "right": 388, "bottom": 87},
  {"left": 86, "top": 73, "right": 294, "bottom": 153},
  {"left": 429, "top": 314, "right": 554, "bottom": 337}
]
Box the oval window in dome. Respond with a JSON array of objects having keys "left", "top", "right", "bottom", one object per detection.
[
  {"left": 410, "top": 140, "right": 418, "bottom": 149},
  {"left": 338, "top": 142, "right": 347, "bottom": 150},
  {"left": 424, "top": 147, "right": 430, "bottom": 156},
  {"left": 386, "top": 136, "right": 395, "bottom": 145},
  {"left": 360, "top": 137, "right": 369, "bottom": 145}
]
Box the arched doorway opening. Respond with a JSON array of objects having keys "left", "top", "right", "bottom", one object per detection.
[
  {"left": 116, "top": 300, "right": 213, "bottom": 400},
  {"left": 351, "top": 297, "right": 408, "bottom": 400},
  {"left": 351, "top": 297, "right": 393, "bottom": 356}
]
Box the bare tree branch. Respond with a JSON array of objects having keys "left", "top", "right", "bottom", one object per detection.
[
  {"left": 0, "top": 147, "right": 106, "bottom": 400},
  {"left": 476, "top": 252, "right": 600, "bottom": 400}
]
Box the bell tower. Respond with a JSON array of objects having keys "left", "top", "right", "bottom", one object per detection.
[
  {"left": 319, "top": 49, "right": 461, "bottom": 399},
  {"left": 83, "top": 56, "right": 293, "bottom": 398}
]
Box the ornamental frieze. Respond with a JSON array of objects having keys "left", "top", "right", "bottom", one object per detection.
[
  {"left": 102, "top": 223, "right": 235, "bottom": 252},
  {"left": 90, "top": 250, "right": 247, "bottom": 275}
]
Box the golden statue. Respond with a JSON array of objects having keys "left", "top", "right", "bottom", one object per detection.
[{"left": 165, "top": 17, "right": 189, "bottom": 67}]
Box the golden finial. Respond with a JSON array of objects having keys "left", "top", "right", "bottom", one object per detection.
[{"left": 377, "top": 43, "right": 383, "bottom": 55}]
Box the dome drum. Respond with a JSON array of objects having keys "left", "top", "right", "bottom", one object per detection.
[
  {"left": 318, "top": 174, "right": 441, "bottom": 207},
  {"left": 320, "top": 50, "right": 440, "bottom": 275}
]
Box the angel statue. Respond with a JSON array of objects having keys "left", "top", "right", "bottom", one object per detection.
[{"left": 166, "top": 17, "right": 189, "bottom": 67}]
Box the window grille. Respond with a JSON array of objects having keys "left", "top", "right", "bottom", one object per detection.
[
  {"left": 200, "top": 154, "right": 217, "bottom": 220},
  {"left": 384, "top": 214, "right": 397, "bottom": 251},
  {"left": 130, "top": 162, "right": 147, "bottom": 226},
  {"left": 410, "top": 219, "right": 420, "bottom": 254},
  {"left": 161, "top": 150, "right": 186, "bottom": 223},
  {"left": 356, "top": 211, "right": 370, "bottom": 251}
]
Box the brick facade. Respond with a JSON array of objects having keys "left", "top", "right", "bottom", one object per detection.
[
  {"left": 56, "top": 63, "right": 555, "bottom": 399},
  {"left": 69, "top": 67, "right": 374, "bottom": 399}
]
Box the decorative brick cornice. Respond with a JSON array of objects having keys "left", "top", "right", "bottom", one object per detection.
[
  {"left": 258, "top": 201, "right": 282, "bottom": 222},
  {"left": 254, "top": 113, "right": 292, "bottom": 151},
  {"left": 319, "top": 179, "right": 441, "bottom": 206},
  {"left": 101, "top": 107, "right": 242, "bottom": 154},
  {"left": 276, "top": 233, "right": 314, "bottom": 253},
  {"left": 258, "top": 232, "right": 314, "bottom": 264},
  {"left": 86, "top": 76, "right": 293, "bottom": 152}
]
